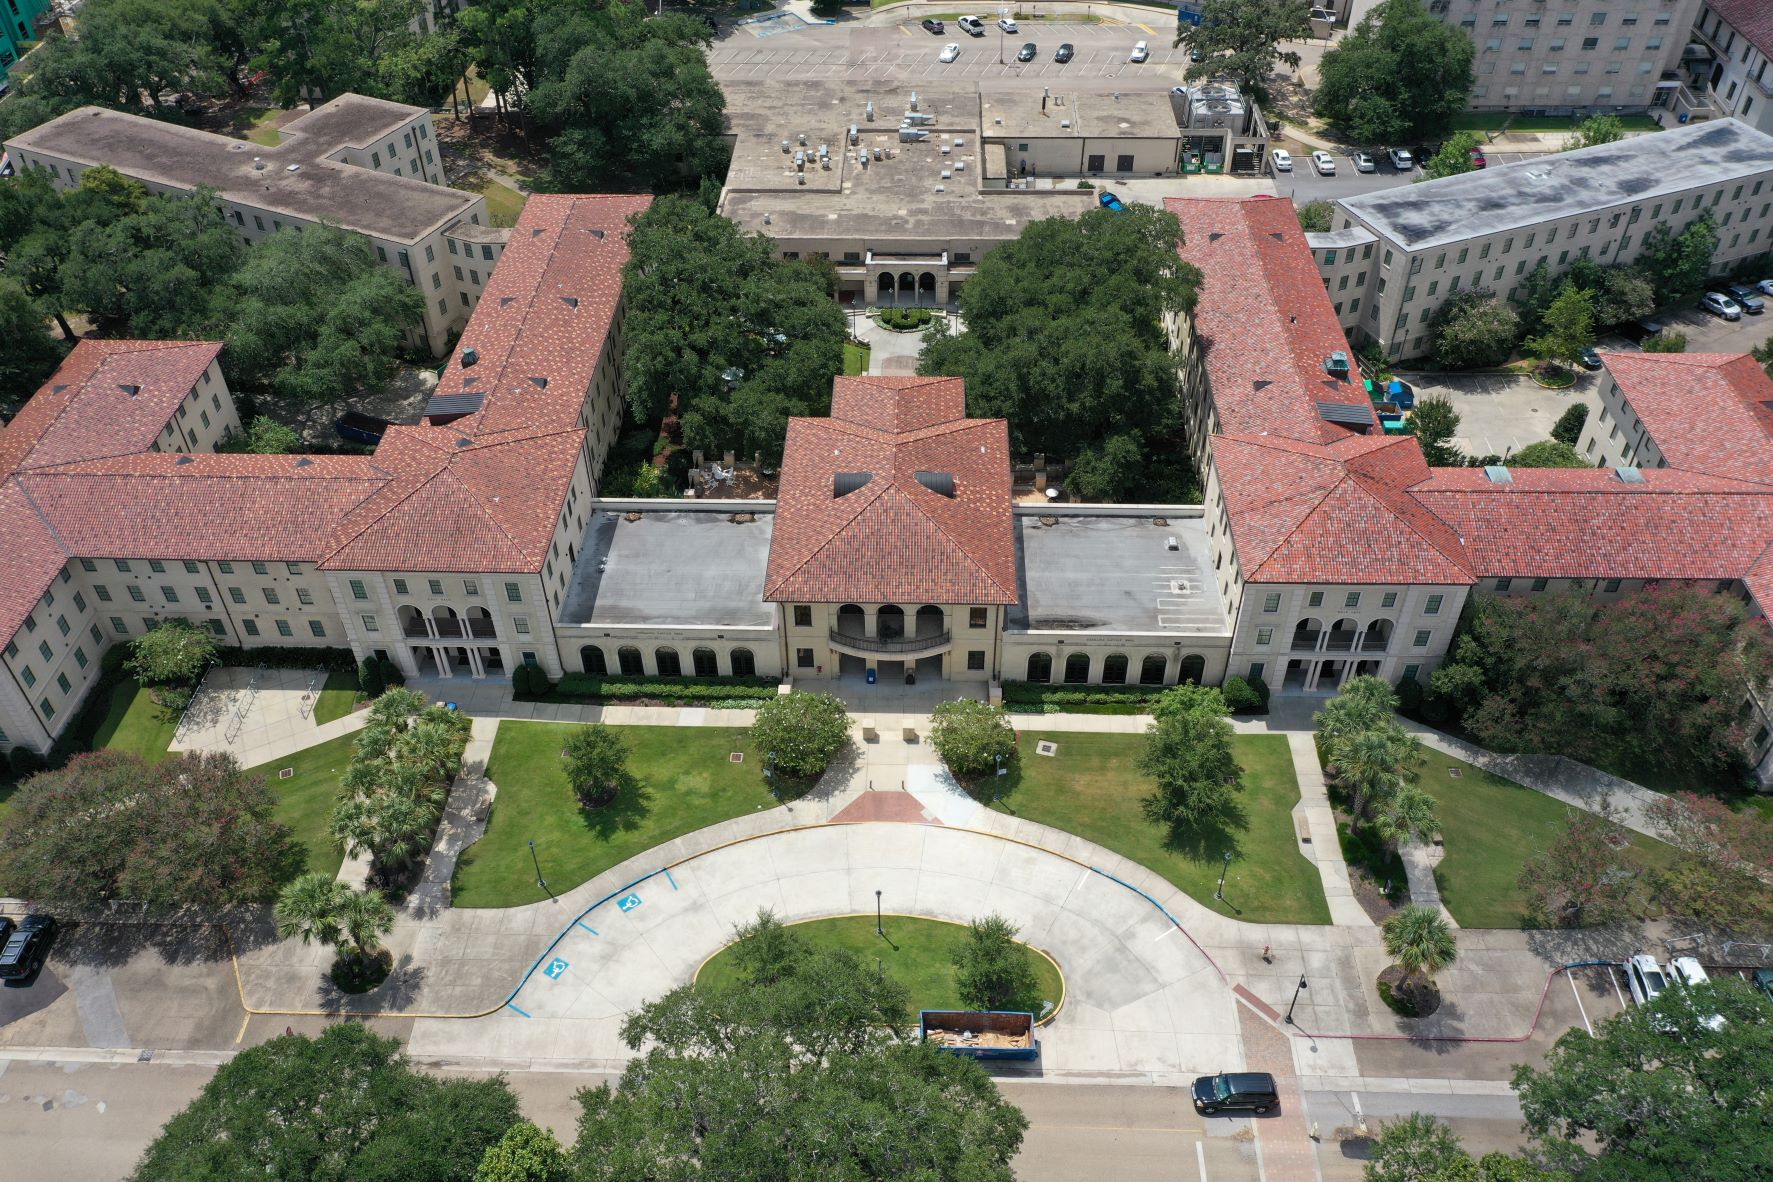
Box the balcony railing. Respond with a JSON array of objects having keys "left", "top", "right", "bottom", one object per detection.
[
  {"left": 1290, "top": 632, "right": 1321, "bottom": 652},
  {"left": 402, "top": 617, "right": 497, "bottom": 640},
  {"left": 828, "top": 627, "right": 953, "bottom": 657}
]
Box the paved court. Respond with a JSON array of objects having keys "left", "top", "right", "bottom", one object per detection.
[
  {"left": 169, "top": 664, "right": 349, "bottom": 762},
  {"left": 407, "top": 822, "right": 1245, "bottom": 1082}
]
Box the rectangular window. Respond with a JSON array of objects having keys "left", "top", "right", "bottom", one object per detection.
[
  {"left": 308, "top": 620, "right": 326, "bottom": 638},
  {"left": 350, "top": 579, "right": 368, "bottom": 600},
  {"left": 112, "top": 617, "right": 129, "bottom": 634},
  {"left": 428, "top": 578, "right": 444, "bottom": 596},
  {"left": 967, "top": 650, "right": 986, "bottom": 671},
  {"left": 1424, "top": 594, "right": 1443, "bottom": 615},
  {"left": 1413, "top": 630, "right": 1432, "bottom": 648},
  {"left": 263, "top": 588, "right": 280, "bottom": 605},
  {"left": 251, "top": 562, "right": 268, "bottom": 575},
  {"left": 1344, "top": 592, "right": 1360, "bottom": 609},
  {"left": 161, "top": 587, "right": 179, "bottom": 604},
  {"left": 1531, "top": 577, "right": 1549, "bottom": 591},
  {"left": 296, "top": 588, "right": 314, "bottom": 605},
  {"left": 505, "top": 582, "right": 523, "bottom": 603},
  {"left": 229, "top": 587, "right": 246, "bottom": 604},
  {"left": 1262, "top": 593, "right": 1281, "bottom": 612},
  {"left": 1603, "top": 579, "right": 1621, "bottom": 593},
  {"left": 40, "top": 698, "right": 54, "bottom": 721},
  {"left": 128, "top": 585, "right": 146, "bottom": 603},
  {"left": 1495, "top": 577, "right": 1512, "bottom": 591},
  {"left": 80, "top": 558, "right": 97, "bottom": 572},
  {"left": 38, "top": 640, "right": 52, "bottom": 661},
  {"left": 514, "top": 617, "right": 531, "bottom": 635},
  {"left": 74, "top": 647, "right": 88, "bottom": 669},
  {"left": 56, "top": 614, "right": 69, "bottom": 636},
  {"left": 217, "top": 561, "right": 233, "bottom": 574},
  {"left": 969, "top": 607, "right": 988, "bottom": 628},
  {"left": 1308, "top": 591, "right": 1324, "bottom": 607},
  {"left": 243, "top": 619, "right": 260, "bottom": 637},
  {"left": 1381, "top": 592, "right": 1397, "bottom": 608},
  {"left": 463, "top": 579, "right": 480, "bottom": 597},
  {"left": 21, "top": 667, "right": 34, "bottom": 687},
  {"left": 393, "top": 579, "right": 409, "bottom": 595},
  {"left": 793, "top": 605, "right": 813, "bottom": 627},
  {"left": 1403, "top": 664, "right": 1421, "bottom": 683},
  {"left": 196, "top": 587, "right": 212, "bottom": 605},
  {"left": 796, "top": 647, "right": 815, "bottom": 669},
  {"left": 275, "top": 620, "right": 293, "bottom": 637},
  {"left": 57, "top": 673, "right": 71, "bottom": 694},
  {"left": 1256, "top": 628, "right": 1274, "bottom": 646}
]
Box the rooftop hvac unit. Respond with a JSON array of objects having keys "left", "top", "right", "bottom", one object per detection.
[
  {"left": 797, "top": 173, "right": 806, "bottom": 185},
  {"left": 848, "top": 125, "right": 858, "bottom": 145},
  {"left": 899, "top": 127, "right": 930, "bottom": 143},
  {"left": 797, "top": 132, "right": 807, "bottom": 145},
  {"left": 904, "top": 111, "right": 934, "bottom": 125},
  {"left": 909, "top": 90, "right": 920, "bottom": 110},
  {"left": 865, "top": 100, "right": 875, "bottom": 122},
  {"left": 781, "top": 138, "right": 791, "bottom": 153},
  {"left": 941, "top": 169, "right": 951, "bottom": 179}
]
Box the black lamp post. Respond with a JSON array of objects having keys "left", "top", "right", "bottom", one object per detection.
[
  {"left": 1285, "top": 975, "right": 1308, "bottom": 1026},
  {"left": 1215, "top": 851, "right": 1231, "bottom": 902},
  {"left": 875, "top": 889, "right": 883, "bottom": 937},
  {"left": 529, "top": 839, "right": 547, "bottom": 893}
]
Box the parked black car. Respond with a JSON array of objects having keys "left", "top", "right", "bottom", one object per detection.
[
  {"left": 1054, "top": 43, "right": 1075, "bottom": 63},
  {"left": 1192, "top": 1072, "right": 1279, "bottom": 1115},
  {"left": 1577, "top": 345, "right": 1603, "bottom": 370},
  {"left": 1016, "top": 42, "right": 1036, "bottom": 62},
  {"left": 0, "top": 915, "right": 57, "bottom": 981}
]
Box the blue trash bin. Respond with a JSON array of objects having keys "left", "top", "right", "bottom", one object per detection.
[{"left": 866, "top": 668, "right": 878, "bottom": 684}]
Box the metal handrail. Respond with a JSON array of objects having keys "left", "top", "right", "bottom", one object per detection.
[{"left": 827, "top": 627, "right": 952, "bottom": 656}]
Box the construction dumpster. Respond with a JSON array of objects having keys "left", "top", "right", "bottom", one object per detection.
[{"left": 920, "top": 1010, "right": 1039, "bottom": 1061}]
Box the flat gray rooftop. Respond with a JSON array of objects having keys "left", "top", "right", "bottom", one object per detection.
[
  {"left": 1007, "top": 513, "right": 1229, "bottom": 635},
  {"left": 559, "top": 509, "right": 775, "bottom": 628},
  {"left": 718, "top": 78, "right": 1092, "bottom": 242},
  {"left": 1339, "top": 120, "right": 1773, "bottom": 251},
  {"left": 979, "top": 87, "right": 1178, "bottom": 141},
  {"left": 7, "top": 100, "right": 479, "bottom": 243}
]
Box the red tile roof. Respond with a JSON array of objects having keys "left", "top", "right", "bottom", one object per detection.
[
  {"left": 765, "top": 376, "right": 1017, "bottom": 604},
  {"left": 17, "top": 453, "right": 387, "bottom": 562},
  {"left": 431, "top": 194, "right": 651, "bottom": 440},
  {"left": 320, "top": 426, "right": 585, "bottom": 573},
  {"left": 0, "top": 340, "right": 222, "bottom": 477},
  {"left": 1167, "top": 195, "right": 1372, "bottom": 445},
  {"left": 1213, "top": 433, "right": 1473, "bottom": 584},
  {"left": 1599, "top": 351, "right": 1773, "bottom": 483},
  {"left": 1409, "top": 466, "right": 1773, "bottom": 583},
  {"left": 1710, "top": 0, "right": 1773, "bottom": 60},
  {"left": 0, "top": 483, "right": 73, "bottom": 644}
]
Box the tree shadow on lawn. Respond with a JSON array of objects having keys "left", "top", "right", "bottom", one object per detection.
[
  {"left": 577, "top": 774, "right": 653, "bottom": 841},
  {"left": 1159, "top": 798, "right": 1253, "bottom": 867}
]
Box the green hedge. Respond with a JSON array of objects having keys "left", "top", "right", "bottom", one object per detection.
[
  {"left": 540, "top": 674, "right": 779, "bottom": 703},
  {"left": 876, "top": 306, "right": 934, "bottom": 331},
  {"left": 221, "top": 645, "right": 358, "bottom": 673},
  {"left": 1001, "top": 682, "right": 1171, "bottom": 708}
]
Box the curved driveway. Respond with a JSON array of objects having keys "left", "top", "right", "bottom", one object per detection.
[{"left": 406, "top": 822, "right": 1243, "bottom": 1080}]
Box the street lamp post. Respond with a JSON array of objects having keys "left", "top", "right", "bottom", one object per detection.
[
  {"left": 875, "top": 889, "right": 883, "bottom": 937},
  {"left": 999, "top": 28, "right": 1004, "bottom": 66},
  {"left": 529, "top": 839, "right": 547, "bottom": 893},
  {"left": 1215, "top": 851, "right": 1231, "bottom": 902},
  {"left": 1285, "top": 975, "right": 1308, "bottom": 1026}
]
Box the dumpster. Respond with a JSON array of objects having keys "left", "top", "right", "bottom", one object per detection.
[{"left": 921, "top": 1010, "right": 1039, "bottom": 1061}]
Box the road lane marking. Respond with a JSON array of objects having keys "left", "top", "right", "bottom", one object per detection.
[
  {"left": 1567, "top": 971, "right": 1593, "bottom": 1035},
  {"left": 1607, "top": 964, "right": 1628, "bottom": 1009},
  {"left": 1197, "top": 1139, "right": 1208, "bottom": 1182}
]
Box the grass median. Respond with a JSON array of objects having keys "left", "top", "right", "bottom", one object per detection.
[
  {"left": 992, "top": 731, "right": 1331, "bottom": 926},
  {"left": 248, "top": 733, "right": 354, "bottom": 881},
  {"left": 451, "top": 721, "right": 777, "bottom": 908}
]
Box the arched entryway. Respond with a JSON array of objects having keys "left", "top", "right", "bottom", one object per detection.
[
  {"left": 1326, "top": 618, "right": 1359, "bottom": 652},
  {"left": 1178, "top": 654, "right": 1205, "bottom": 685},
  {"left": 1027, "top": 652, "right": 1052, "bottom": 683},
  {"left": 1292, "top": 617, "right": 1323, "bottom": 651},
  {"left": 692, "top": 647, "right": 718, "bottom": 677},
  {"left": 1063, "top": 652, "right": 1090, "bottom": 683},
  {"left": 877, "top": 605, "right": 905, "bottom": 641},
  {"left": 466, "top": 605, "right": 495, "bottom": 639},
  {"left": 1139, "top": 653, "right": 1167, "bottom": 685},
  {"left": 837, "top": 603, "right": 866, "bottom": 639},
  {"left": 431, "top": 604, "right": 462, "bottom": 638},
  {"left": 618, "top": 645, "right": 643, "bottom": 675},
  {"left": 898, "top": 271, "right": 915, "bottom": 306},
  {"left": 655, "top": 647, "right": 682, "bottom": 677},
  {"left": 1361, "top": 619, "right": 1394, "bottom": 652},
  {"left": 917, "top": 272, "right": 936, "bottom": 304},
  {"left": 877, "top": 273, "right": 895, "bottom": 303},
  {"left": 397, "top": 604, "right": 425, "bottom": 638},
  {"left": 915, "top": 604, "right": 945, "bottom": 640},
  {"left": 1102, "top": 653, "right": 1129, "bottom": 684},
  {"left": 580, "top": 645, "right": 606, "bottom": 674}
]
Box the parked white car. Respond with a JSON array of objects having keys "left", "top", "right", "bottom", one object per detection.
[
  {"left": 1624, "top": 953, "right": 1671, "bottom": 1008},
  {"left": 1389, "top": 146, "right": 1414, "bottom": 171},
  {"left": 1700, "top": 290, "right": 1742, "bottom": 320},
  {"left": 1757, "top": 277, "right": 1773, "bottom": 296},
  {"left": 1270, "top": 148, "right": 1293, "bottom": 172},
  {"left": 939, "top": 41, "right": 961, "bottom": 63},
  {"left": 1129, "top": 40, "right": 1149, "bottom": 63},
  {"left": 1311, "top": 151, "right": 1336, "bottom": 175},
  {"left": 1668, "top": 957, "right": 1727, "bottom": 1031},
  {"left": 997, "top": 16, "right": 1018, "bottom": 33},
  {"left": 1353, "top": 151, "right": 1376, "bottom": 173}
]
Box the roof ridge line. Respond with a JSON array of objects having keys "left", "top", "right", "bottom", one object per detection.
[
  {"left": 877, "top": 483, "right": 1018, "bottom": 600},
  {"left": 763, "top": 476, "right": 888, "bottom": 595},
  {"left": 1343, "top": 468, "right": 1475, "bottom": 576},
  {"left": 1236, "top": 480, "right": 1341, "bottom": 578},
  {"left": 9, "top": 475, "right": 75, "bottom": 560}
]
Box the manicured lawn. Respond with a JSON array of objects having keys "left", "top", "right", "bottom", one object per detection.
[
  {"left": 452, "top": 722, "right": 777, "bottom": 908},
  {"left": 1418, "top": 747, "right": 1679, "bottom": 929},
  {"left": 312, "top": 670, "right": 363, "bottom": 726},
  {"left": 470, "top": 177, "right": 529, "bottom": 228},
  {"left": 993, "top": 732, "right": 1331, "bottom": 926},
  {"left": 90, "top": 678, "right": 179, "bottom": 764},
  {"left": 249, "top": 733, "right": 353, "bottom": 881},
  {"left": 696, "top": 915, "right": 1065, "bottom": 1016},
  {"left": 843, "top": 342, "right": 871, "bottom": 375},
  {"left": 230, "top": 107, "right": 284, "bottom": 147}
]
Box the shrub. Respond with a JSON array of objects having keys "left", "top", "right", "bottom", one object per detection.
[
  {"left": 749, "top": 691, "right": 851, "bottom": 780},
  {"left": 512, "top": 664, "right": 553, "bottom": 696},
  {"left": 1429, "top": 289, "right": 1521, "bottom": 370},
  {"left": 126, "top": 619, "right": 216, "bottom": 688},
  {"left": 358, "top": 657, "right": 385, "bottom": 699},
  {"left": 1420, "top": 691, "right": 1452, "bottom": 724},
  {"left": 1001, "top": 683, "right": 1170, "bottom": 708},
  {"left": 1549, "top": 402, "right": 1589, "bottom": 447},
  {"left": 1295, "top": 199, "right": 1333, "bottom": 233},
  {"left": 1642, "top": 330, "right": 1687, "bottom": 353},
  {"left": 378, "top": 657, "right": 404, "bottom": 688},
  {"left": 953, "top": 914, "right": 1042, "bottom": 1014},
  {"left": 547, "top": 674, "right": 778, "bottom": 703},
  {"left": 223, "top": 645, "right": 358, "bottom": 672},
  {"left": 1250, "top": 676, "right": 1271, "bottom": 708},
  {"left": 1221, "top": 676, "right": 1263, "bottom": 714},
  {"left": 562, "top": 725, "right": 631, "bottom": 808},
  {"left": 1396, "top": 676, "right": 1425, "bottom": 715},
  {"left": 929, "top": 699, "right": 1017, "bottom": 779},
  {"left": 876, "top": 306, "right": 934, "bottom": 331}
]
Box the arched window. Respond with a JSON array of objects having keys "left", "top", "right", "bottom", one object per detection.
[
  {"left": 580, "top": 645, "right": 606, "bottom": 675},
  {"left": 617, "top": 646, "right": 643, "bottom": 675},
  {"left": 655, "top": 647, "right": 682, "bottom": 677},
  {"left": 877, "top": 604, "right": 905, "bottom": 640},
  {"left": 1178, "top": 654, "right": 1205, "bottom": 685},
  {"left": 1139, "top": 653, "right": 1167, "bottom": 685},
  {"left": 1026, "top": 652, "right": 1053, "bottom": 683},
  {"left": 692, "top": 647, "right": 718, "bottom": 677},
  {"left": 1063, "top": 652, "right": 1090, "bottom": 683},
  {"left": 730, "top": 647, "right": 756, "bottom": 677},
  {"left": 1102, "top": 653, "right": 1129, "bottom": 684}
]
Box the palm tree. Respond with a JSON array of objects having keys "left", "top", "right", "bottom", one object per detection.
[
  {"left": 395, "top": 719, "right": 462, "bottom": 785},
  {"left": 275, "top": 872, "right": 346, "bottom": 947},
  {"left": 1382, "top": 905, "right": 1458, "bottom": 989},
  {"left": 1328, "top": 724, "right": 1419, "bottom": 819},
  {"left": 338, "top": 888, "right": 395, "bottom": 966},
  {"left": 1313, "top": 676, "right": 1399, "bottom": 747},
  {"left": 1372, "top": 784, "right": 1442, "bottom": 854}
]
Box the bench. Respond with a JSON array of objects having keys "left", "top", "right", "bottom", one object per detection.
[
  {"left": 861, "top": 718, "right": 877, "bottom": 742},
  {"left": 1295, "top": 815, "right": 1313, "bottom": 845}
]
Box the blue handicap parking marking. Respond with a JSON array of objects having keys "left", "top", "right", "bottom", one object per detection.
[
  {"left": 543, "top": 956, "right": 570, "bottom": 980},
  {"left": 617, "top": 892, "right": 643, "bottom": 913}
]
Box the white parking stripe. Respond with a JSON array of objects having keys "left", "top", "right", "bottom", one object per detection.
[{"left": 1567, "top": 971, "right": 1593, "bottom": 1035}]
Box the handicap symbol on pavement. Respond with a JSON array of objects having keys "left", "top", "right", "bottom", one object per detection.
[
  {"left": 617, "top": 892, "right": 643, "bottom": 913},
  {"left": 543, "top": 957, "right": 569, "bottom": 980}
]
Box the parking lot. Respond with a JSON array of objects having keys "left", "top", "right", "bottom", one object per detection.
[
  {"left": 1277, "top": 151, "right": 1543, "bottom": 205},
  {"left": 709, "top": 21, "right": 1182, "bottom": 84},
  {"left": 1611, "top": 299, "right": 1773, "bottom": 356}
]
